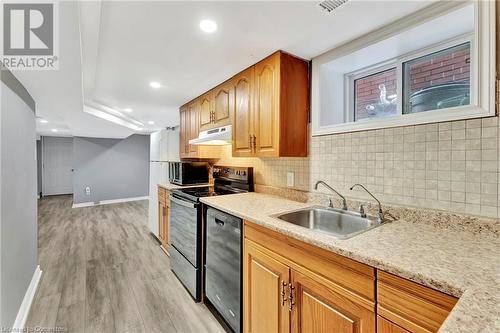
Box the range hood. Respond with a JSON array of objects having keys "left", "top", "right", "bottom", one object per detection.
[{"left": 189, "top": 125, "right": 232, "bottom": 145}]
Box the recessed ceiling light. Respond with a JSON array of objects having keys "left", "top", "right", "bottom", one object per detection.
[
  {"left": 149, "top": 81, "right": 161, "bottom": 89},
  {"left": 51, "top": 129, "right": 58, "bottom": 133},
  {"left": 148, "top": 121, "right": 155, "bottom": 125},
  {"left": 199, "top": 19, "right": 217, "bottom": 33},
  {"left": 123, "top": 108, "right": 133, "bottom": 113},
  {"left": 39, "top": 119, "right": 48, "bottom": 124}
]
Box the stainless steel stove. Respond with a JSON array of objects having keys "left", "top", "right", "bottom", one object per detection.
[{"left": 169, "top": 166, "right": 253, "bottom": 303}]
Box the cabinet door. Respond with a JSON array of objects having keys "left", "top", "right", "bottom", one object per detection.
[
  {"left": 199, "top": 92, "right": 213, "bottom": 130},
  {"left": 213, "top": 81, "right": 232, "bottom": 125},
  {"left": 290, "top": 270, "right": 375, "bottom": 333},
  {"left": 163, "top": 204, "right": 170, "bottom": 248},
  {"left": 254, "top": 52, "right": 280, "bottom": 157},
  {"left": 244, "top": 240, "right": 290, "bottom": 333},
  {"left": 179, "top": 106, "right": 188, "bottom": 158},
  {"left": 377, "top": 317, "right": 410, "bottom": 333},
  {"left": 158, "top": 201, "right": 166, "bottom": 245},
  {"left": 232, "top": 67, "right": 254, "bottom": 157},
  {"left": 188, "top": 101, "right": 199, "bottom": 156}
]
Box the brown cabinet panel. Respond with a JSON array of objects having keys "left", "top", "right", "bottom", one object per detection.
[
  {"left": 232, "top": 67, "right": 254, "bottom": 157},
  {"left": 291, "top": 270, "right": 375, "bottom": 333},
  {"left": 377, "top": 271, "right": 458, "bottom": 333},
  {"left": 213, "top": 81, "right": 232, "bottom": 125},
  {"left": 244, "top": 239, "right": 290, "bottom": 333},
  {"left": 254, "top": 52, "right": 280, "bottom": 156},
  {"left": 199, "top": 92, "right": 213, "bottom": 130},
  {"left": 179, "top": 105, "right": 189, "bottom": 159},
  {"left": 188, "top": 101, "right": 199, "bottom": 156},
  {"left": 157, "top": 187, "right": 170, "bottom": 251},
  {"left": 377, "top": 316, "right": 410, "bottom": 333}
]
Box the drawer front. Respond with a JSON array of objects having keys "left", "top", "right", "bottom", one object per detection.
[{"left": 377, "top": 271, "right": 458, "bottom": 333}]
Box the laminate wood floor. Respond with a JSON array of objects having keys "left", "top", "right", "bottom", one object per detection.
[{"left": 26, "top": 195, "right": 225, "bottom": 333}]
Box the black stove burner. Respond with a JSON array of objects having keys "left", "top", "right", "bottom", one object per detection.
[
  {"left": 171, "top": 166, "right": 253, "bottom": 202},
  {"left": 176, "top": 186, "right": 242, "bottom": 199}
]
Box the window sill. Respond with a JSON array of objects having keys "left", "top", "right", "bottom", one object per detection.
[{"left": 312, "top": 104, "right": 496, "bottom": 136}]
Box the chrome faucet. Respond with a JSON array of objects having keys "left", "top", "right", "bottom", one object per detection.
[
  {"left": 350, "top": 184, "right": 383, "bottom": 222},
  {"left": 314, "top": 181, "right": 348, "bottom": 210}
]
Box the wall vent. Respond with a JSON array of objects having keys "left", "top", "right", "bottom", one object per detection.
[{"left": 318, "top": 0, "right": 349, "bottom": 13}]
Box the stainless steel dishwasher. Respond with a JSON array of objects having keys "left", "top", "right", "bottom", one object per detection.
[{"left": 205, "top": 207, "right": 242, "bottom": 333}]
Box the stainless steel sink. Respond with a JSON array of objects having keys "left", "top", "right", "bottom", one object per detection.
[{"left": 275, "top": 207, "right": 382, "bottom": 239}]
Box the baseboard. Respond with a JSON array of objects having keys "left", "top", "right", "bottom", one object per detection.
[
  {"left": 12, "top": 265, "right": 42, "bottom": 330},
  {"left": 72, "top": 196, "right": 149, "bottom": 208}
]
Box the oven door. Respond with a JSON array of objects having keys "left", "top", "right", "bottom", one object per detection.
[{"left": 170, "top": 194, "right": 199, "bottom": 266}]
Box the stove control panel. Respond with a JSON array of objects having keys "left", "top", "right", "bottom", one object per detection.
[{"left": 213, "top": 165, "right": 253, "bottom": 183}]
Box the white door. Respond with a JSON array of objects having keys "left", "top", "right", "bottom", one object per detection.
[{"left": 42, "top": 136, "right": 73, "bottom": 195}]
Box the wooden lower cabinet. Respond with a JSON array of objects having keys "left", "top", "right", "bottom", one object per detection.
[
  {"left": 377, "top": 271, "right": 458, "bottom": 333},
  {"left": 291, "top": 270, "right": 375, "bottom": 333},
  {"left": 157, "top": 187, "right": 170, "bottom": 251},
  {"left": 243, "top": 222, "right": 376, "bottom": 333},
  {"left": 243, "top": 221, "right": 458, "bottom": 333},
  {"left": 244, "top": 240, "right": 290, "bottom": 333}
]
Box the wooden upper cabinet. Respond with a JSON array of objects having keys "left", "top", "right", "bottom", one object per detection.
[
  {"left": 232, "top": 67, "right": 254, "bottom": 157},
  {"left": 199, "top": 92, "right": 213, "bottom": 130},
  {"left": 233, "top": 51, "right": 309, "bottom": 158},
  {"left": 254, "top": 51, "right": 280, "bottom": 157},
  {"left": 179, "top": 50, "right": 308, "bottom": 159},
  {"left": 179, "top": 105, "right": 189, "bottom": 159},
  {"left": 244, "top": 239, "right": 290, "bottom": 333},
  {"left": 213, "top": 81, "right": 232, "bottom": 125},
  {"left": 188, "top": 100, "right": 199, "bottom": 156},
  {"left": 179, "top": 99, "right": 221, "bottom": 160}
]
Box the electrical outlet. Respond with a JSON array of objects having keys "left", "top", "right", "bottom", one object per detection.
[
  {"left": 286, "top": 172, "right": 295, "bottom": 187},
  {"left": 85, "top": 186, "right": 91, "bottom": 196}
]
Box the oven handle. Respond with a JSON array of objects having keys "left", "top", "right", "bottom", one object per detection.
[{"left": 170, "top": 195, "right": 197, "bottom": 209}]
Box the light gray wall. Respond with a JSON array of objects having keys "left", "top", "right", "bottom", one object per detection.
[
  {"left": 0, "top": 72, "right": 37, "bottom": 326},
  {"left": 73, "top": 135, "right": 150, "bottom": 204},
  {"left": 36, "top": 140, "right": 42, "bottom": 195}
]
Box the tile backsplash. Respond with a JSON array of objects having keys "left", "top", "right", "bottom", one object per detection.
[{"left": 218, "top": 116, "right": 500, "bottom": 218}]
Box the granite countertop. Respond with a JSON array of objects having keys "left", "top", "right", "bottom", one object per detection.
[
  {"left": 200, "top": 192, "right": 500, "bottom": 333},
  {"left": 157, "top": 183, "right": 212, "bottom": 191}
]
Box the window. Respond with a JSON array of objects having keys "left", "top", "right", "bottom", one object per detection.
[
  {"left": 403, "top": 42, "right": 470, "bottom": 114},
  {"left": 354, "top": 68, "right": 397, "bottom": 121},
  {"left": 312, "top": 2, "right": 495, "bottom": 136}
]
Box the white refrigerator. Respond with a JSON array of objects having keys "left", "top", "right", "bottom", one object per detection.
[{"left": 148, "top": 128, "right": 180, "bottom": 236}]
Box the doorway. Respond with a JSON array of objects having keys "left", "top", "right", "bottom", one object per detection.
[{"left": 42, "top": 136, "right": 74, "bottom": 196}]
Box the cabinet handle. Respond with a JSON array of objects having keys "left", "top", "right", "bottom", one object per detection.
[
  {"left": 281, "top": 281, "right": 288, "bottom": 306},
  {"left": 249, "top": 135, "right": 253, "bottom": 152},
  {"left": 252, "top": 135, "right": 257, "bottom": 151},
  {"left": 288, "top": 283, "right": 295, "bottom": 311}
]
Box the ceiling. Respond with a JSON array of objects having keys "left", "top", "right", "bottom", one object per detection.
[{"left": 14, "top": 0, "right": 434, "bottom": 139}]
